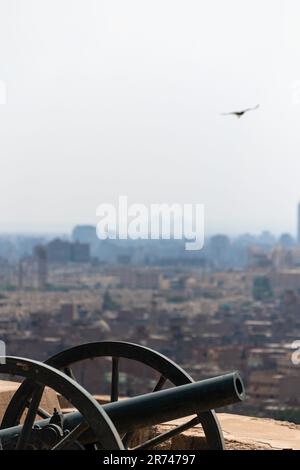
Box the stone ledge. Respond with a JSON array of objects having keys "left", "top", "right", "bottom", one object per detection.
[
  {"left": 217, "top": 413, "right": 300, "bottom": 450},
  {"left": 148, "top": 414, "right": 300, "bottom": 450}
]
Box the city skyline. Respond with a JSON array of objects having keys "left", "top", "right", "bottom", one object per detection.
[{"left": 1, "top": 201, "right": 300, "bottom": 239}]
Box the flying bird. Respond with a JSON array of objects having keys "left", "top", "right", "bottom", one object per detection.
[{"left": 222, "top": 104, "right": 260, "bottom": 118}]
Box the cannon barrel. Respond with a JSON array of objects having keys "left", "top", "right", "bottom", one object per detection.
[
  {"left": 0, "top": 371, "right": 245, "bottom": 447},
  {"left": 103, "top": 371, "right": 244, "bottom": 433}
]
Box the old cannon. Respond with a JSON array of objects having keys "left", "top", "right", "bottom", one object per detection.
[{"left": 0, "top": 341, "right": 245, "bottom": 450}]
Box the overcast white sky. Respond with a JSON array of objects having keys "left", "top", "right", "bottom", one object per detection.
[{"left": 0, "top": 0, "right": 300, "bottom": 236}]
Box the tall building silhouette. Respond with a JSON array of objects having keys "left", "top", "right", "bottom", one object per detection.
[
  {"left": 34, "top": 245, "right": 48, "bottom": 290},
  {"left": 298, "top": 202, "right": 300, "bottom": 244}
]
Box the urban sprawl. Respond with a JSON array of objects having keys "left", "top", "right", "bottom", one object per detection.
[{"left": 0, "top": 223, "right": 300, "bottom": 423}]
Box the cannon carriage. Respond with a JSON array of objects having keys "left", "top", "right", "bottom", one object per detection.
[{"left": 0, "top": 341, "right": 245, "bottom": 450}]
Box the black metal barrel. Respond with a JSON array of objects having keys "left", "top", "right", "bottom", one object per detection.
[{"left": 104, "top": 371, "right": 245, "bottom": 433}]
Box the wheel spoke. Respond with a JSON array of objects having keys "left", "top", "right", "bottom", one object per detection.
[
  {"left": 122, "top": 430, "right": 134, "bottom": 449},
  {"left": 110, "top": 357, "right": 119, "bottom": 402},
  {"left": 25, "top": 400, "right": 51, "bottom": 419},
  {"left": 132, "top": 416, "right": 200, "bottom": 450},
  {"left": 36, "top": 407, "right": 51, "bottom": 419},
  {"left": 51, "top": 421, "right": 89, "bottom": 450},
  {"left": 152, "top": 375, "right": 167, "bottom": 392},
  {"left": 122, "top": 375, "right": 167, "bottom": 448},
  {"left": 16, "top": 386, "right": 44, "bottom": 449},
  {"left": 63, "top": 366, "right": 77, "bottom": 382}
]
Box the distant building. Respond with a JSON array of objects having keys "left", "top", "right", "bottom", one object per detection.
[
  {"left": 247, "top": 247, "right": 272, "bottom": 269},
  {"left": 257, "top": 231, "right": 276, "bottom": 246},
  {"left": 46, "top": 239, "right": 72, "bottom": 263},
  {"left": 270, "top": 269, "right": 300, "bottom": 292},
  {"left": 17, "top": 250, "right": 48, "bottom": 290},
  {"left": 271, "top": 246, "right": 293, "bottom": 270},
  {"left": 45, "top": 238, "right": 90, "bottom": 263},
  {"left": 279, "top": 233, "right": 294, "bottom": 248},
  {"left": 119, "top": 268, "right": 160, "bottom": 289},
  {"left": 298, "top": 202, "right": 300, "bottom": 244},
  {"left": 17, "top": 259, "right": 24, "bottom": 289},
  {"left": 34, "top": 245, "right": 48, "bottom": 290},
  {"left": 72, "top": 225, "right": 97, "bottom": 243},
  {"left": 209, "top": 235, "right": 231, "bottom": 268},
  {"left": 71, "top": 241, "right": 90, "bottom": 262},
  {"left": 72, "top": 225, "right": 98, "bottom": 257},
  {"left": 59, "top": 303, "right": 75, "bottom": 323}
]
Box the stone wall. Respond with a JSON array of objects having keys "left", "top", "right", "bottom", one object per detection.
[{"left": 0, "top": 380, "right": 61, "bottom": 424}]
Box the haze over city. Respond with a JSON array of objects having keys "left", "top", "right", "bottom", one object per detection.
[{"left": 1, "top": 1, "right": 300, "bottom": 235}]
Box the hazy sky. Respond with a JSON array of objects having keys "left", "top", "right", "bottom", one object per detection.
[{"left": 0, "top": 0, "right": 300, "bottom": 236}]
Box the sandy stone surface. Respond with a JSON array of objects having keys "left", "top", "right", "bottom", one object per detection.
[
  {"left": 0, "top": 380, "right": 61, "bottom": 423},
  {"left": 218, "top": 413, "right": 300, "bottom": 450},
  {"left": 150, "top": 414, "right": 300, "bottom": 450}
]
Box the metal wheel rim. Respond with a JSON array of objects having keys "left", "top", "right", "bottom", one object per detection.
[{"left": 0, "top": 356, "right": 123, "bottom": 450}]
